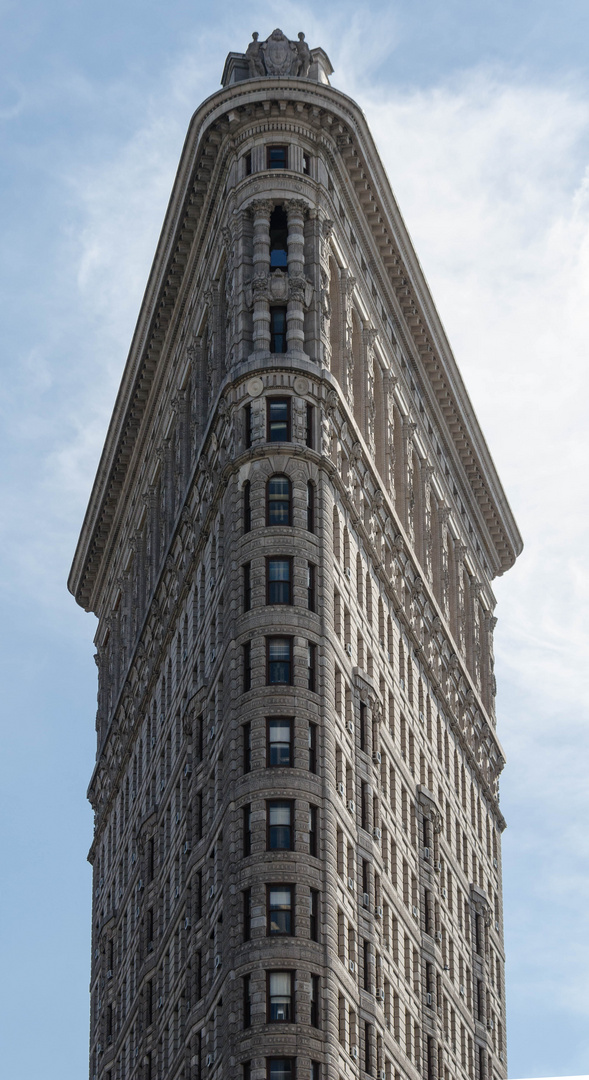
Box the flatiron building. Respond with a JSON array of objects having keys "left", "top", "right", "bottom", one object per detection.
[{"left": 69, "top": 28, "right": 522, "bottom": 1080}]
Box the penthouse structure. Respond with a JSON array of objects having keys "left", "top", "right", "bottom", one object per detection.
[{"left": 69, "top": 28, "right": 522, "bottom": 1080}]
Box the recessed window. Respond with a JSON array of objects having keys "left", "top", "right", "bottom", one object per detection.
[
  {"left": 243, "top": 722, "right": 251, "bottom": 773},
  {"left": 306, "top": 481, "right": 315, "bottom": 531},
  {"left": 244, "top": 403, "right": 253, "bottom": 448},
  {"left": 267, "top": 800, "right": 293, "bottom": 850},
  {"left": 243, "top": 562, "right": 252, "bottom": 611},
  {"left": 270, "top": 206, "right": 288, "bottom": 270},
  {"left": 303, "top": 153, "right": 311, "bottom": 176},
  {"left": 309, "top": 888, "right": 319, "bottom": 941},
  {"left": 267, "top": 557, "right": 292, "bottom": 604},
  {"left": 245, "top": 152, "right": 252, "bottom": 176},
  {"left": 243, "top": 480, "right": 251, "bottom": 533},
  {"left": 243, "top": 804, "right": 252, "bottom": 856},
  {"left": 270, "top": 308, "right": 288, "bottom": 354},
  {"left": 243, "top": 642, "right": 251, "bottom": 692},
  {"left": 308, "top": 722, "right": 317, "bottom": 773},
  {"left": 305, "top": 403, "right": 314, "bottom": 448},
  {"left": 268, "top": 885, "right": 294, "bottom": 935},
  {"left": 267, "top": 637, "right": 292, "bottom": 685},
  {"left": 267, "top": 475, "right": 291, "bottom": 526},
  {"left": 308, "top": 642, "right": 317, "bottom": 692},
  {"left": 307, "top": 563, "right": 316, "bottom": 611},
  {"left": 267, "top": 1059, "right": 295, "bottom": 1080},
  {"left": 309, "top": 804, "right": 318, "bottom": 857},
  {"left": 243, "top": 1062, "right": 251, "bottom": 1080},
  {"left": 268, "top": 397, "right": 290, "bottom": 440},
  {"left": 243, "top": 888, "right": 251, "bottom": 940},
  {"left": 267, "top": 717, "right": 293, "bottom": 767},
  {"left": 267, "top": 145, "right": 288, "bottom": 170},
  {"left": 243, "top": 973, "right": 252, "bottom": 1028},
  {"left": 268, "top": 971, "right": 294, "bottom": 1022},
  {"left": 310, "top": 974, "right": 320, "bottom": 1028}
]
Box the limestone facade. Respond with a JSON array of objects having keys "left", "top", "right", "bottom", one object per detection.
[{"left": 69, "top": 29, "right": 522, "bottom": 1080}]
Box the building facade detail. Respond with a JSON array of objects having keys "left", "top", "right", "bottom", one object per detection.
[{"left": 70, "top": 32, "right": 521, "bottom": 1080}]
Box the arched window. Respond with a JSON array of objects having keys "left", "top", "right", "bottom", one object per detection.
[{"left": 266, "top": 475, "right": 291, "bottom": 526}]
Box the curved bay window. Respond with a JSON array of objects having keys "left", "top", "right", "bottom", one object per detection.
[
  {"left": 270, "top": 206, "right": 288, "bottom": 270},
  {"left": 267, "top": 637, "right": 293, "bottom": 684},
  {"left": 267, "top": 800, "right": 293, "bottom": 850},
  {"left": 267, "top": 558, "right": 292, "bottom": 604},
  {"left": 267, "top": 885, "right": 294, "bottom": 935},
  {"left": 267, "top": 475, "right": 291, "bottom": 526},
  {"left": 268, "top": 971, "right": 294, "bottom": 1022}
]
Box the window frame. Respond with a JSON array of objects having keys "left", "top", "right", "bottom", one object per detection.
[
  {"left": 266, "top": 475, "right": 292, "bottom": 527},
  {"left": 309, "top": 887, "right": 319, "bottom": 942},
  {"left": 307, "top": 641, "right": 317, "bottom": 692},
  {"left": 267, "top": 716, "right": 294, "bottom": 768},
  {"left": 243, "top": 722, "right": 252, "bottom": 774},
  {"left": 306, "top": 480, "right": 315, "bottom": 532},
  {"left": 267, "top": 397, "right": 291, "bottom": 441},
  {"left": 307, "top": 563, "right": 316, "bottom": 612},
  {"left": 267, "top": 883, "right": 295, "bottom": 936},
  {"left": 270, "top": 308, "right": 288, "bottom": 354},
  {"left": 243, "top": 562, "right": 252, "bottom": 612},
  {"left": 243, "top": 804, "right": 252, "bottom": 857},
  {"left": 243, "top": 480, "right": 251, "bottom": 533},
  {"left": 267, "top": 145, "right": 289, "bottom": 170},
  {"left": 266, "top": 557, "right": 293, "bottom": 606},
  {"left": 266, "top": 636, "right": 293, "bottom": 686},
  {"left": 267, "top": 799, "right": 294, "bottom": 851},
  {"left": 267, "top": 970, "right": 295, "bottom": 1023},
  {"left": 243, "top": 641, "right": 252, "bottom": 692},
  {"left": 266, "top": 1059, "right": 295, "bottom": 1080},
  {"left": 308, "top": 722, "right": 317, "bottom": 774},
  {"left": 309, "top": 804, "right": 318, "bottom": 858}
]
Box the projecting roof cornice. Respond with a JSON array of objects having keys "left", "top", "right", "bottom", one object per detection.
[{"left": 69, "top": 76, "right": 521, "bottom": 612}]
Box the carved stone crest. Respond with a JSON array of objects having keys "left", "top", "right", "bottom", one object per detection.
[{"left": 262, "top": 28, "right": 297, "bottom": 75}]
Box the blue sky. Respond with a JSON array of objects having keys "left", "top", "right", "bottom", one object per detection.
[{"left": 1, "top": 2, "right": 588, "bottom": 1078}]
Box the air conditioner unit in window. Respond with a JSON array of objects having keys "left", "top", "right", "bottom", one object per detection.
[
  {"left": 373, "top": 751, "right": 382, "bottom": 765},
  {"left": 379, "top": 1071, "right": 386, "bottom": 1080},
  {"left": 184, "top": 762, "right": 192, "bottom": 776},
  {"left": 419, "top": 711, "right": 424, "bottom": 722},
  {"left": 106, "top": 969, "right": 113, "bottom": 980},
  {"left": 345, "top": 567, "right": 352, "bottom": 579},
  {"left": 412, "top": 906, "right": 419, "bottom": 918},
  {"left": 347, "top": 877, "right": 355, "bottom": 891},
  {"left": 441, "top": 888, "right": 447, "bottom": 899},
  {"left": 499, "top": 1052, "right": 504, "bottom": 1062},
  {"left": 337, "top": 782, "right": 345, "bottom": 797},
  {"left": 426, "top": 992, "right": 432, "bottom": 1005},
  {"left": 493, "top": 858, "right": 498, "bottom": 868},
  {"left": 206, "top": 1054, "right": 215, "bottom": 1067},
  {"left": 363, "top": 891, "right": 370, "bottom": 908},
  {"left": 175, "top": 811, "right": 181, "bottom": 824},
  {"left": 376, "top": 988, "right": 385, "bottom": 1001},
  {"left": 209, "top": 885, "right": 215, "bottom": 899},
  {"left": 131, "top": 851, "right": 136, "bottom": 864},
  {"left": 495, "top": 920, "right": 500, "bottom": 931},
  {"left": 347, "top": 800, "right": 355, "bottom": 813},
  {"left": 210, "top": 650, "right": 216, "bottom": 662},
  {"left": 185, "top": 917, "right": 191, "bottom": 930},
  {"left": 184, "top": 841, "right": 191, "bottom": 854},
  {"left": 373, "top": 827, "right": 382, "bottom": 840},
  {"left": 345, "top": 643, "right": 353, "bottom": 656},
  {"left": 175, "top": 886, "right": 180, "bottom": 898},
  {"left": 487, "top": 1019, "right": 494, "bottom": 1031},
  {"left": 459, "top": 985, "right": 465, "bottom": 996},
  {"left": 350, "top": 1046, "right": 358, "bottom": 1060},
  {"left": 158, "top": 996, "right": 163, "bottom": 1008},
  {"left": 209, "top": 725, "right": 216, "bottom": 741},
  {"left": 214, "top": 954, "right": 221, "bottom": 968},
  {"left": 435, "top": 931, "right": 442, "bottom": 942},
  {"left": 376, "top": 905, "right": 383, "bottom": 918},
  {"left": 349, "top": 959, "right": 355, "bottom": 973},
  {"left": 434, "top": 861, "right": 442, "bottom": 872},
  {"left": 424, "top": 847, "right": 430, "bottom": 859}
]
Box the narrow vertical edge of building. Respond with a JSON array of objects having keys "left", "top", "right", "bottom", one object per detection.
[{"left": 69, "top": 28, "right": 522, "bottom": 1080}]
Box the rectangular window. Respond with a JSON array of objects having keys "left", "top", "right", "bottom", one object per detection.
[
  {"left": 360, "top": 701, "right": 367, "bottom": 752},
  {"left": 267, "top": 474, "right": 291, "bottom": 525},
  {"left": 311, "top": 1065, "right": 320, "bottom": 1080},
  {"left": 267, "top": 558, "right": 292, "bottom": 604},
  {"left": 308, "top": 642, "right": 317, "bottom": 692},
  {"left": 243, "top": 563, "right": 252, "bottom": 611},
  {"left": 267, "top": 145, "right": 288, "bottom": 170},
  {"left": 270, "top": 308, "right": 288, "bottom": 354},
  {"left": 243, "top": 974, "right": 251, "bottom": 1028},
  {"left": 243, "top": 888, "right": 252, "bottom": 941},
  {"left": 309, "top": 804, "right": 318, "bottom": 858},
  {"left": 268, "top": 971, "right": 294, "bottom": 1022},
  {"left": 243, "top": 722, "right": 251, "bottom": 773},
  {"left": 309, "top": 888, "right": 319, "bottom": 941},
  {"left": 303, "top": 153, "right": 311, "bottom": 176},
  {"left": 267, "top": 397, "right": 290, "bottom": 439},
  {"left": 307, "top": 563, "right": 316, "bottom": 611},
  {"left": 365, "top": 1021, "right": 372, "bottom": 1073},
  {"left": 243, "top": 480, "right": 251, "bottom": 532},
  {"left": 243, "top": 1064, "right": 251, "bottom": 1080},
  {"left": 305, "top": 403, "right": 314, "bottom": 448},
  {"left": 308, "top": 722, "right": 317, "bottom": 773},
  {"left": 310, "top": 974, "right": 320, "bottom": 1028},
  {"left": 243, "top": 805, "right": 252, "bottom": 856},
  {"left": 306, "top": 481, "right": 314, "bottom": 532},
  {"left": 268, "top": 884, "right": 293, "bottom": 935},
  {"left": 243, "top": 642, "right": 252, "bottom": 692},
  {"left": 245, "top": 152, "right": 252, "bottom": 176},
  {"left": 267, "top": 1060, "right": 294, "bottom": 1080},
  {"left": 267, "top": 717, "right": 293, "bottom": 767},
  {"left": 267, "top": 637, "right": 292, "bottom": 685},
  {"left": 267, "top": 800, "right": 293, "bottom": 850},
  {"left": 245, "top": 403, "right": 253, "bottom": 449}
]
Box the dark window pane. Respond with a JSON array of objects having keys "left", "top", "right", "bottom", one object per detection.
[
  {"left": 267, "top": 146, "right": 288, "bottom": 170},
  {"left": 243, "top": 481, "right": 251, "bottom": 532},
  {"left": 267, "top": 476, "right": 291, "bottom": 525},
  {"left": 268, "top": 559, "right": 291, "bottom": 604},
  {"left": 270, "top": 309, "right": 288, "bottom": 354},
  {"left": 267, "top": 637, "right": 292, "bottom": 685},
  {"left": 243, "top": 642, "right": 251, "bottom": 692},
  {"left": 308, "top": 722, "right": 316, "bottom": 773},
  {"left": 267, "top": 1059, "right": 294, "bottom": 1080},
  {"left": 268, "top": 397, "right": 289, "bottom": 438},
  {"left": 306, "top": 481, "right": 314, "bottom": 531},
  {"left": 268, "top": 718, "right": 292, "bottom": 767}
]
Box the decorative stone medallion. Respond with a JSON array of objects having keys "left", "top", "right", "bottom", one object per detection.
[{"left": 246, "top": 376, "right": 264, "bottom": 397}]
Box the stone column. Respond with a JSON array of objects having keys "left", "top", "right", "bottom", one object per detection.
[
  {"left": 250, "top": 199, "right": 272, "bottom": 353},
  {"left": 362, "top": 325, "right": 378, "bottom": 455},
  {"left": 341, "top": 269, "right": 356, "bottom": 407},
  {"left": 319, "top": 217, "right": 334, "bottom": 369},
  {"left": 286, "top": 199, "right": 307, "bottom": 354},
  {"left": 384, "top": 371, "right": 397, "bottom": 497}
]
